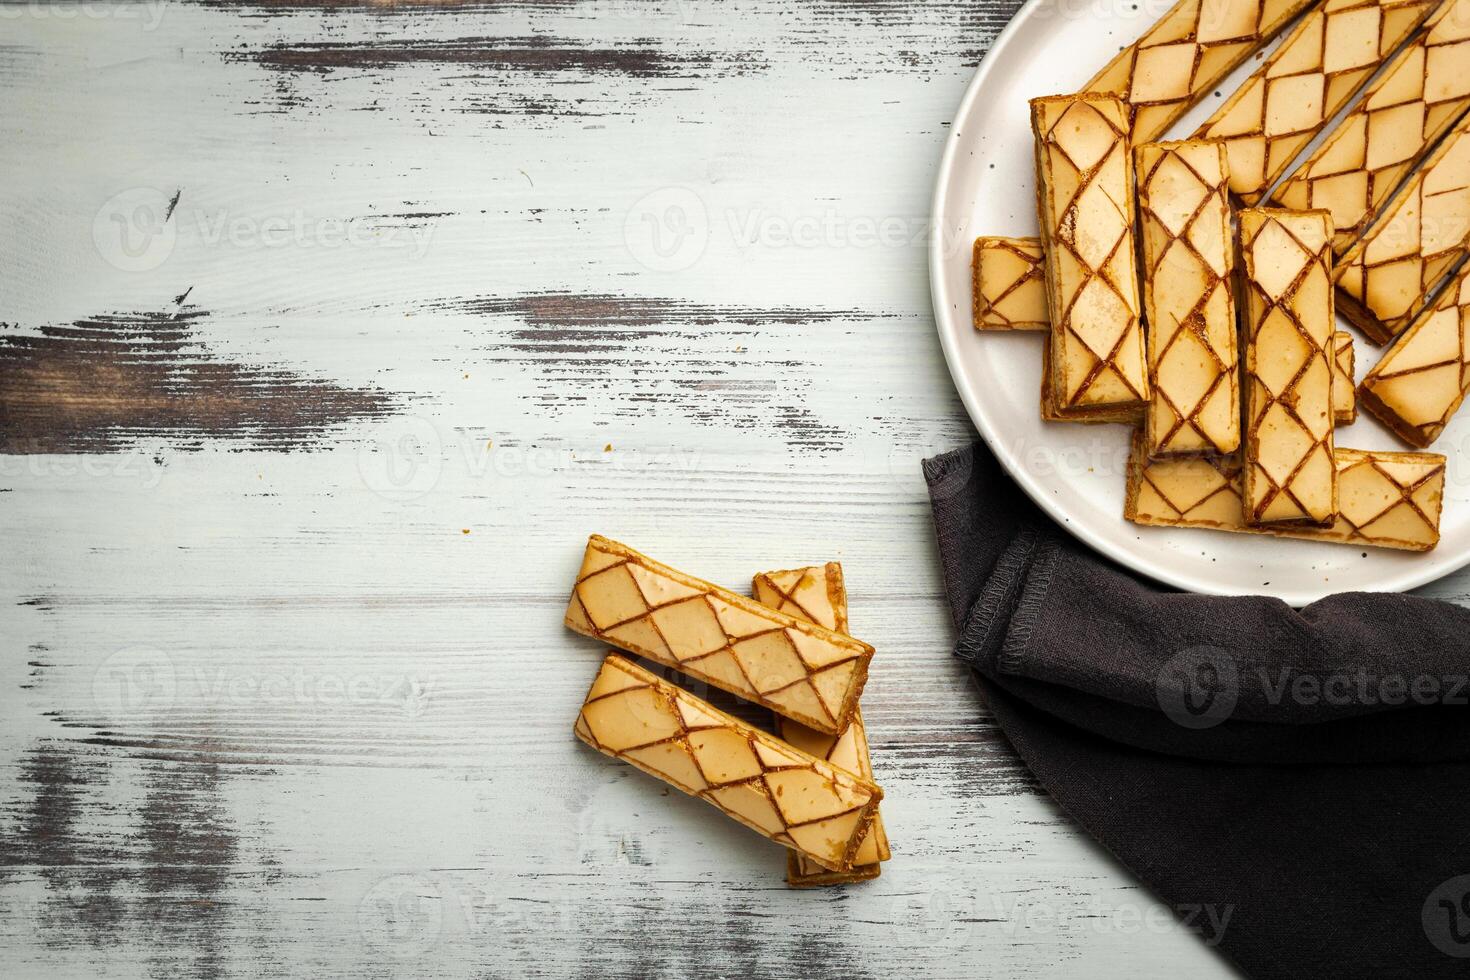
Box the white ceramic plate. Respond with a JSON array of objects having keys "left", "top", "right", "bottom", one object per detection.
[{"left": 929, "top": 0, "right": 1470, "bottom": 605}]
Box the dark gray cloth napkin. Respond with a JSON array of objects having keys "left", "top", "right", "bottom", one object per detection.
[{"left": 925, "top": 440, "right": 1470, "bottom": 979}]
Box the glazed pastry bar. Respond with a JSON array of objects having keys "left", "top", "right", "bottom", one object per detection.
[
  {"left": 1359, "top": 263, "right": 1470, "bottom": 446},
  {"left": 753, "top": 564, "right": 891, "bottom": 887},
  {"left": 1335, "top": 113, "right": 1470, "bottom": 344},
  {"left": 1193, "top": 0, "right": 1439, "bottom": 204},
  {"left": 565, "top": 536, "right": 874, "bottom": 734},
  {"left": 1039, "top": 346, "right": 1144, "bottom": 424},
  {"left": 1125, "top": 436, "right": 1447, "bottom": 551},
  {"left": 1031, "top": 93, "right": 1149, "bottom": 420},
  {"left": 1239, "top": 208, "right": 1339, "bottom": 527},
  {"left": 751, "top": 564, "right": 851, "bottom": 634},
  {"left": 1272, "top": 0, "right": 1470, "bottom": 254},
  {"left": 1334, "top": 331, "right": 1358, "bottom": 424},
  {"left": 574, "top": 655, "right": 885, "bottom": 873},
  {"left": 972, "top": 236, "right": 1049, "bottom": 331},
  {"left": 976, "top": 238, "right": 1357, "bottom": 435},
  {"left": 1135, "top": 139, "right": 1240, "bottom": 457},
  {"left": 1084, "top": 0, "right": 1318, "bottom": 143}
]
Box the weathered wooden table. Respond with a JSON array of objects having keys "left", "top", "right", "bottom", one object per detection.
[{"left": 6, "top": 1, "right": 1465, "bottom": 976}]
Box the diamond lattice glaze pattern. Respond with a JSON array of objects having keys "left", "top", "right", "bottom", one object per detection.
[
  {"left": 1040, "top": 345, "right": 1145, "bottom": 424},
  {"left": 972, "top": 237, "right": 1049, "bottom": 331},
  {"left": 1239, "top": 208, "right": 1338, "bottom": 526},
  {"left": 976, "top": 234, "right": 1212, "bottom": 428},
  {"left": 1273, "top": 0, "right": 1470, "bottom": 254},
  {"left": 752, "top": 564, "right": 890, "bottom": 887},
  {"left": 565, "top": 536, "right": 874, "bottom": 735},
  {"left": 1334, "top": 330, "right": 1358, "bottom": 423},
  {"left": 1032, "top": 94, "right": 1149, "bottom": 419},
  {"left": 1125, "top": 434, "right": 1446, "bottom": 550},
  {"left": 1360, "top": 264, "right": 1470, "bottom": 446},
  {"left": 574, "top": 654, "right": 885, "bottom": 872},
  {"left": 1137, "top": 139, "right": 1240, "bottom": 457},
  {"left": 1085, "top": 0, "right": 1318, "bottom": 143},
  {"left": 751, "top": 564, "right": 850, "bottom": 635},
  {"left": 1335, "top": 114, "right": 1470, "bottom": 343},
  {"left": 1194, "top": 0, "right": 1439, "bottom": 204}
]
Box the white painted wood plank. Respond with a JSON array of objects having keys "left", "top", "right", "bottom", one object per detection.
[{"left": 0, "top": 0, "right": 1455, "bottom": 977}]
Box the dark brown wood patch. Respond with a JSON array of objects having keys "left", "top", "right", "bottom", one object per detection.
[{"left": 0, "top": 308, "right": 401, "bottom": 454}]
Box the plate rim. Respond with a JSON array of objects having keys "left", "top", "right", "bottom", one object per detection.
[{"left": 926, "top": 0, "right": 1470, "bottom": 605}]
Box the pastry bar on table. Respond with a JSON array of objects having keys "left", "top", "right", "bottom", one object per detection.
[
  {"left": 972, "top": 237, "right": 1048, "bottom": 331},
  {"left": 565, "top": 536, "right": 874, "bottom": 735},
  {"left": 753, "top": 564, "right": 890, "bottom": 887},
  {"left": 1192, "top": 0, "right": 1439, "bottom": 204},
  {"left": 1124, "top": 434, "right": 1446, "bottom": 551},
  {"left": 1135, "top": 139, "right": 1240, "bottom": 457},
  {"left": 1084, "top": 0, "right": 1318, "bottom": 143},
  {"left": 1272, "top": 0, "right": 1470, "bottom": 254},
  {"left": 575, "top": 654, "right": 884, "bottom": 873},
  {"left": 1031, "top": 93, "right": 1149, "bottom": 421},
  {"left": 1334, "top": 331, "right": 1358, "bottom": 424},
  {"left": 1238, "top": 208, "right": 1339, "bottom": 527},
  {"left": 1334, "top": 113, "right": 1470, "bottom": 344},
  {"left": 1359, "top": 262, "right": 1470, "bottom": 446}
]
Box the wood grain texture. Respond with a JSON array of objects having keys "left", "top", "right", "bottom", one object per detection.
[
  {"left": 0, "top": 305, "right": 399, "bottom": 453},
  {"left": 3, "top": 0, "right": 1458, "bottom": 977}
]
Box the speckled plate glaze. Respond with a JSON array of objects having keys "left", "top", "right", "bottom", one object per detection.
[{"left": 929, "top": 0, "right": 1470, "bottom": 606}]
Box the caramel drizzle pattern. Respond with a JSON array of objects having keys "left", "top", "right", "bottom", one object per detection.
[
  {"left": 753, "top": 564, "right": 885, "bottom": 886},
  {"left": 1241, "top": 212, "right": 1335, "bottom": 523},
  {"left": 1334, "top": 331, "right": 1357, "bottom": 423},
  {"left": 1334, "top": 117, "right": 1470, "bottom": 342},
  {"left": 577, "top": 664, "right": 877, "bottom": 870},
  {"left": 1137, "top": 143, "right": 1237, "bottom": 454},
  {"left": 972, "top": 238, "right": 1047, "bottom": 330},
  {"left": 1194, "top": 0, "right": 1438, "bottom": 202},
  {"left": 1037, "top": 100, "right": 1146, "bottom": 412},
  {"left": 1360, "top": 271, "right": 1470, "bottom": 442},
  {"left": 1273, "top": 0, "right": 1470, "bottom": 252},
  {"left": 1087, "top": 0, "right": 1315, "bottom": 142},
  {"left": 752, "top": 566, "right": 849, "bottom": 634},
  {"left": 1133, "top": 446, "right": 1442, "bottom": 544},
  {"left": 575, "top": 556, "right": 864, "bottom": 730},
  {"left": 1335, "top": 456, "right": 1443, "bottom": 536}
]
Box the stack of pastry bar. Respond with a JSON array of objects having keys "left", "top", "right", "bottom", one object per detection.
[
  {"left": 972, "top": 0, "right": 1470, "bottom": 552},
  {"left": 566, "top": 535, "right": 890, "bottom": 886}
]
